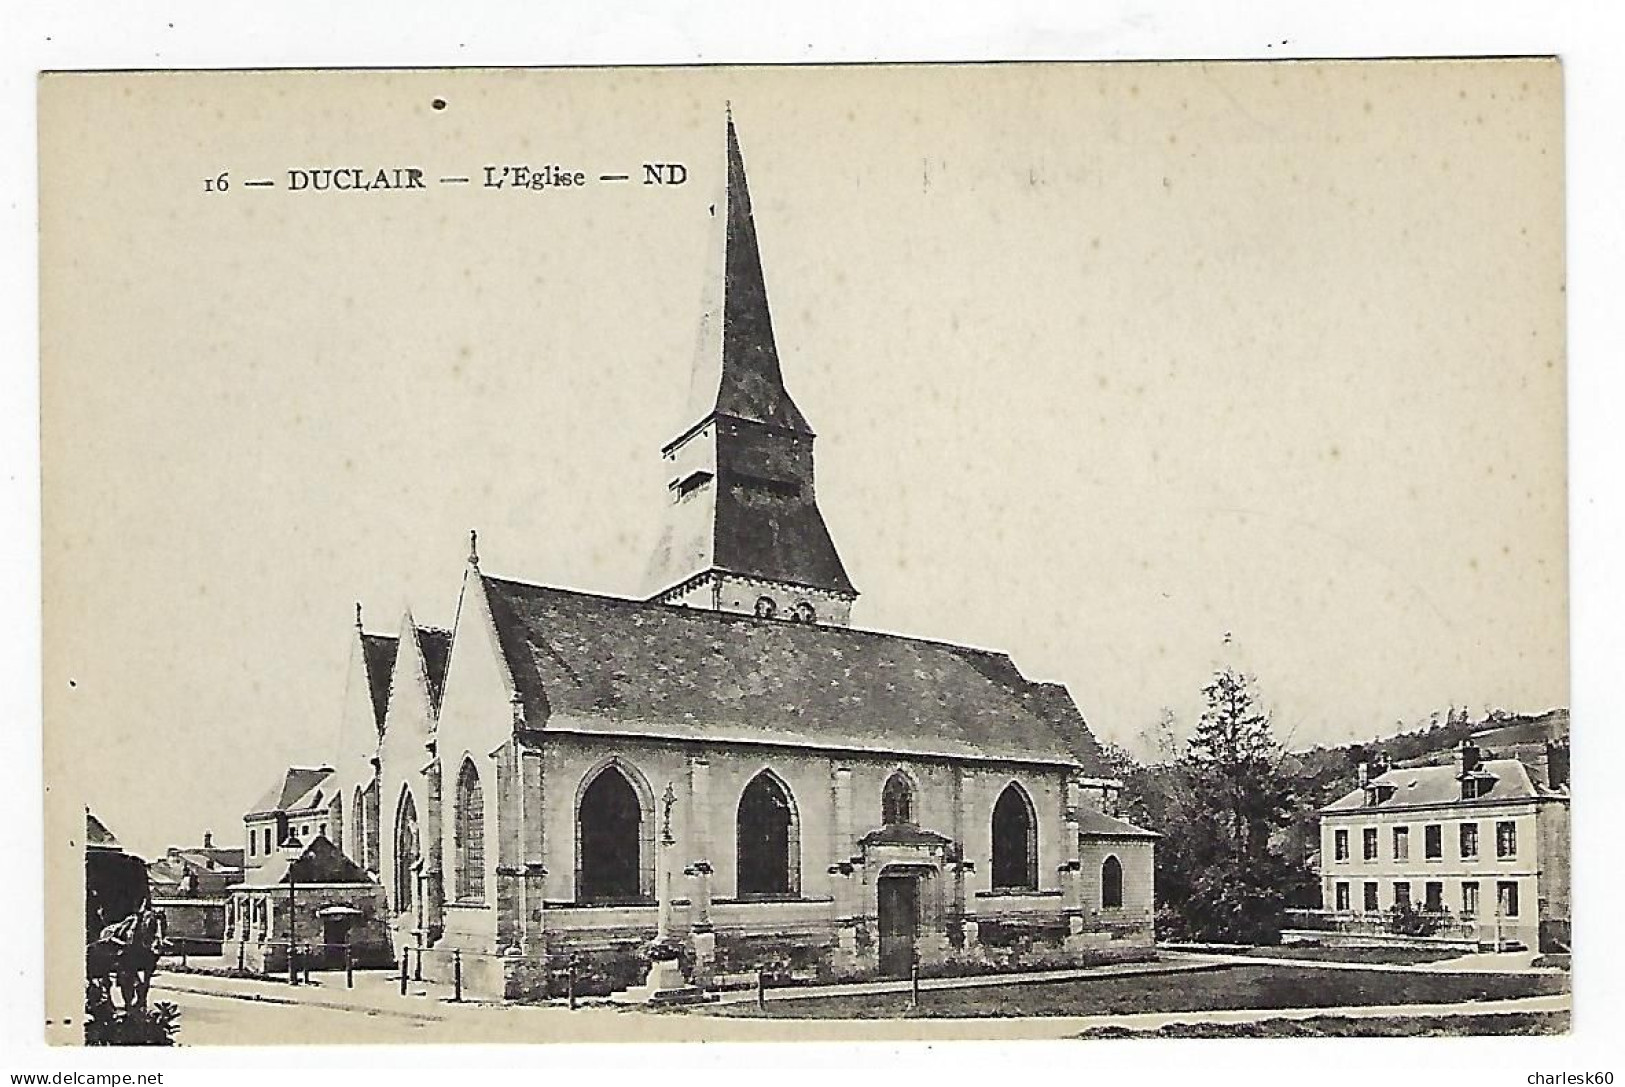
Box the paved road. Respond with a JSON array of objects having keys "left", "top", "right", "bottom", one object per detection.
[{"left": 154, "top": 971, "right": 1571, "bottom": 1046}]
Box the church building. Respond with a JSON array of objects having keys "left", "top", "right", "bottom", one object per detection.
[{"left": 306, "top": 113, "right": 1156, "bottom": 1000}]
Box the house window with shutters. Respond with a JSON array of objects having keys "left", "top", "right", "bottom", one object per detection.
[{"left": 1496, "top": 821, "right": 1517, "bottom": 859}]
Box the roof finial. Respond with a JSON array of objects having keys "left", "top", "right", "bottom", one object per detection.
[
  {"left": 725, "top": 99, "right": 732, "bottom": 124},
  {"left": 469, "top": 528, "right": 480, "bottom": 568},
  {"left": 355, "top": 601, "right": 363, "bottom": 630}
]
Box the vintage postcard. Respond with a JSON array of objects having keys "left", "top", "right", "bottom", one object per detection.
[{"left": 40, "top": 61, "right": 1568, "bottom": 1046}]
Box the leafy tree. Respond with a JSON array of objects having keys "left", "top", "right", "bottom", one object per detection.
[{"left": 1147, "top": 668, "right": 1314, "bottom": 945}]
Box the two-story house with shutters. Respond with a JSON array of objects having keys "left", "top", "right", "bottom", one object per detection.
[{"left": 1318, "top": 732, "right": 1570, "bottom": 951}]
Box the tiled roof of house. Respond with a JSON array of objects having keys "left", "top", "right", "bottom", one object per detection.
[
  {"left": 236, "top": 835, "right": 377, "bottom": 889},
  {"left": 246, "top": 766, "right": 334, "bottom": 818},
  {"left": 360, "top": 633, "right": 400, "bottom": 732},
  {"left": 481, "top": 574, "right": 1090, "bottom": 767},
  {"left": 1319, "top": 758, "right": 1556, "bottom": 814}
]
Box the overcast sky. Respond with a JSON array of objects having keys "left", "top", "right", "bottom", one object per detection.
[{"left": 42, "top": 61, "right": 1566, "bottom": 857}]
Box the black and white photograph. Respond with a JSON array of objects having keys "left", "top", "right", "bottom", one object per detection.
[{"left": 30, "top": 56, "right": 1581, "bottom": 1055}]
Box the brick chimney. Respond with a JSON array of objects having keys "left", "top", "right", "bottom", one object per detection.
[
  {"left": 1458, "top": 739, "right": 1481, "bottom": 776},
  {"left": 1546, "top": 740, "right": 1570, "bottom": 789},
  {"left": 203, "top": 830, "right": 214, "bottom": 849}
]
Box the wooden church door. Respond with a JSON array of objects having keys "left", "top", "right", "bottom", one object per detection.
[{"left": 878, "top": 873, "right": 919, "bottom": 979}]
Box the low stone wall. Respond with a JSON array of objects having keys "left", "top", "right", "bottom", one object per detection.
[
  {"left": 417, "top": 899, "right": 1157, "bottom": 1002},
  {"left": 1280, "top": 929, "right": 1479, "bottom": 952},
  {"left": 156, "top": 899, "right": 227, "bottom": 956}
]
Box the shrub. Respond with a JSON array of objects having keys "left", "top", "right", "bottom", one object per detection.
[
  {"left": 1386, "top": 902, "right": 1442, "bottom": 937},
  {"left": 84, "top": 989, "right": 180, "bottom": 1047}
]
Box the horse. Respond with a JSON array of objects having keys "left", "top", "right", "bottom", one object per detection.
[{"left": 86, "top": 902, "right": 167, "bottom": 1012}]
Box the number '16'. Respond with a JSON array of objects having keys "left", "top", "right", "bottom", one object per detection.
[{"left": 204, "top": 172, "right": 229, "bottom": 193}]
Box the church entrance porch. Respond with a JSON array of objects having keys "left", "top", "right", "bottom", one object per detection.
[
  {"left": 845, "top": 821, "right": 955, "bottom": 978},
  {"left": 877, "top": 871, "right": 920, "bottom": 978}
]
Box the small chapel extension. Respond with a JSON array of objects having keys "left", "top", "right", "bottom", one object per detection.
[{"left": 263, "top": 111, "right": 1156, "bottom": 1000}]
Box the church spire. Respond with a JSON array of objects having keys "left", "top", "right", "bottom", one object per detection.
[
  {"left": 678, "top": 111, "right": 811, "bottom": 440},
  {"left": 645, "top": 109, "right": 857, "bottom": 625}
]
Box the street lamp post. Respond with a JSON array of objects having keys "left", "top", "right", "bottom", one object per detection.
[{"left": 283, "top": 831, "right": 303, "bottom": 985}]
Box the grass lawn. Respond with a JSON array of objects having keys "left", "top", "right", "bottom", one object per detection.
[
  {"left": 1229, "top": 945, "right": 1469, "bottom": 966},
  {"left": 702, "top": 964, "right": 1568, "bottom": 1020},
  {"left": 1077, "top": 1011, "right": 1569, "bottom": 1038}
]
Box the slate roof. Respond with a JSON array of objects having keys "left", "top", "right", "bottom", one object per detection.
[
  {"left": 680, "top": 115, "right": 812, "bottom": 438},
  {"left": 1076, "top": 809, "right": 1160, "bottom": 839},
  {"left": 1319, "top": 758, "right": 1555, "bottom": 814},
  {"left": 481, "top": 574, "right": 1088, "bottom": 767},
  {"left": 859, "top": 824, "right": 953, "bottom": 848},
  {"left": 247, "top": 767, "right": 334, "bottom": 818},
  {"left": 415, "top": 626, "right": 453, "bottom": 713},
  {"left": 948, "top": 654, "right": 1106, "bottom": 774},
  {"left": 360, "top": 633, "right": 400, "bottom": 731},
  {"left": 647, "top": 115, "right": 856, "bottom": 601},
  {"left": 236, "top": 835, "right": 377, "bottom": 889}
]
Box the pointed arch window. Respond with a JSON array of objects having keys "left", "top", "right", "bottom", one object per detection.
[
  {"left": 737, "top": 771, "right": 800, "bottom": 898},
  {"left": 455, "top": 758, "right": 486, "bottom": 903},
  {"left": 351, "top": 786, "right": 365, "bottom": 866},
  {"left": 363, "top": 779, "right": 381, "bottom": 873},
  {"left": 394, "top": 790, "right": 420, "bottom": 913},
  {"left": 882, "top": 772, "right": 914, "bottom": 826},
  {"left": 1102, "top": 855, "right": 1124, "bottom": 908},
  {"left": 326, "top": 791, "right": 342, "bottom": 848},
  {"left": 992, "top": 783, "right": 1038, "bottom": 891},
  {"left": 577, "top": 763, "right": 653, "bottom": 904}
]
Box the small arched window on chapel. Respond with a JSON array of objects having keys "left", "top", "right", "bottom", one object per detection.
[
  {"left": 791, "top": 601, "right": 817, "bottom": 624},
  {"left": 754, "top": 596, "right": 777, "bottom": 619},
  {"left": 882, "top": 772, "right": 914, "bottom": 825},
  {"left": 1102, "top": 855, "right": 1124, "bottom": 908}
]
